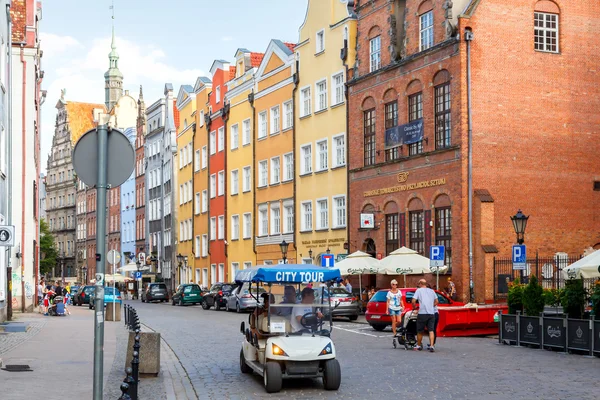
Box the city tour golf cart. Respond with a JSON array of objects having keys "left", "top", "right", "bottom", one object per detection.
[{"left": 236, "top": 264, "right": 342, "bottom": 393}]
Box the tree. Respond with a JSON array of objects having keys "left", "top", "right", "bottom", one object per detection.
[
  {"left": 523, "top": 275, "right": 545, "bottom": 316},
  {"left": 40, "top": 218, "right": 58, "bottom": 275},
  {"left": 507, "top": 278, "right": 524, "bottom": 314}
]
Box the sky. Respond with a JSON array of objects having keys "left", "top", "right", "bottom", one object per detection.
[{"left": 40, "top": 0, "right": 309, "bottom": 173}]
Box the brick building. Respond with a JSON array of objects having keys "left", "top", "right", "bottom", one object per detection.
[
  {"left": 347, "top": 0, "right": 600, "bottom": 302},
  {"left": 135, "top": 86, "right": 147, "bottom": 259}
]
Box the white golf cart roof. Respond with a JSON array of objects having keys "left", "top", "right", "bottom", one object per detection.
[{"left": 235, "top": 264, "right": 341, "bottom": 284}]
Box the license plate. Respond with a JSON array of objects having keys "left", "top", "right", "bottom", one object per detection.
[
  {"left": 189, "top": 294, "right": 197, "bottom": 296},
  {"left": 371, "top": 315, "right": 381, "bottom": 319},
  {"left": 337, "top": 301, "right": 351, "bottom": 307}
]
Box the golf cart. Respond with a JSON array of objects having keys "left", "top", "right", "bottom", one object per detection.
[{"left": 236, "top": 264, "right": 342, "bottom": 393}]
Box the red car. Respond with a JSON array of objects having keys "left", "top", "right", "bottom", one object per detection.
[{"left": 366, "top": 288, "right": 463, "bottom": 331}]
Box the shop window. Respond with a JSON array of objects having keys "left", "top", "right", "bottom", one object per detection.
[{"left": 409, "top": 210, "right": 424, "bottom": 255}]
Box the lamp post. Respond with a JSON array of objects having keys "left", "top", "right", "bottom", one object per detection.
[
  {"left": 279, "top": 240, "right": 289, "bottom": 264},
  {"left": 82, "top": 266, "right": 88, "bottom": 285},
  {"left": 308, "top": 248, "right": 313, "bottom": 263},
  {"left": 176, "top": 253, "right": 184, "bottom": 287},
  {"left": 510, "top": 209, "right": 529, "bottom": 245},
  {"left": 59, "top": 250, "right": 65, "bottom": 285}
]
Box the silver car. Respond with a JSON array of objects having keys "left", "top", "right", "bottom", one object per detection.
[{"left": 225, "top": 284, "right": 266, "bottom": 313}]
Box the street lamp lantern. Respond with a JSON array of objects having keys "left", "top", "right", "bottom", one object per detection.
[
  {"left": 176, "top": 253, "right": 184, "bottom": 265},
  {"left": 308, "top": 248, "right": 313, "bottom": 259},
  {"left": 82, "top": 266, "right": 87, "bottom": 284},
  {"left": 510, "top": 209, "right": 529, "bottom": 245},
  {"left": 279, "top": 240, "right": 289, "bottom": 264},
  {"left": 326, "top": 248, "right": 331, "bottom": 254}
]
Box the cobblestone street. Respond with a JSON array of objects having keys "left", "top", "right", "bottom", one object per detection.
[{"left": 132, "top": 300, "right": 600, "bottom": 400}]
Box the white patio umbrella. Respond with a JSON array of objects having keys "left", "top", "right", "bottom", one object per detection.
[
  {"left": 562, "top": 250, "right": 600, "bottom": 279},
  {"left": 117, "top": 262, "right": 150, "bottom": 273},
  {"left": 380, "top": 246, "right": 432, "bottom": 287},
  {"left": 333, "top": 251, "right": 384, "bottom": 275}
]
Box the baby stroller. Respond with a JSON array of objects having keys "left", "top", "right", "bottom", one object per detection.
[
  {"left": 48, "top": 295, "right": 65, "bottom": 316},
  {"left": 393, "top": 308, "right": 418, "bottom": 350}
]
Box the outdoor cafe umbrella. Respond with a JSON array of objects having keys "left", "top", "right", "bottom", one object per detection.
[
  {"left": 562, "top": 249, "right": 600, "bottom": 280},
  {"left": 333, "top": 250, "right": 384, "bottom": 297},
  {"left": 91, "top": 274, "right": 133, "bottom": 283},
  {"left": 380, "top": 246, "right": 432, "bottom": 287}
]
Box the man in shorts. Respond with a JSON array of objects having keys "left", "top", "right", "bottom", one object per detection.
[{"left": 412, "top": 279, "right": 439, "bottom": 352}]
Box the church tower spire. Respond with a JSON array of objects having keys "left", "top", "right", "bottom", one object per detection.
[{"left": 104, "top": 3, "right": 123, "bottom": 110}]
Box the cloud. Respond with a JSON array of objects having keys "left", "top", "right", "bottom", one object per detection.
[
  {"left": 221, "top": 36, "right": 234, "bottom": 42},
  {"left": 39, "top": 32, "right": 84, "bottom": 58}
]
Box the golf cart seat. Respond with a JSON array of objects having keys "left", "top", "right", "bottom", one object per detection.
[{"left": 259, "top": 315, "right": 291, "bottom": 334}]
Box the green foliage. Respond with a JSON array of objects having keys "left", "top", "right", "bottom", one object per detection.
[
  {"left": 522, "top": 275, "right": 545, "bottom": 316},
  {"left": 507, "top": 278, "right": 524, "bottom": 314},
  {"left": 39, "top": 218, "right": 58, "bottom": 275},
  {"left": 562, "top": 279, "right": 586, "bottom": 319},
  {"left": 542, "top": 288, "right": 564, "bottom": 308},
  {"left": 590, "top": 283, "right": 600, "bottom": 317}
]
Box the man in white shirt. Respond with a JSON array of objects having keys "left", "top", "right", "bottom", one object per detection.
[
  {"left": 412, "top": 279, "right": 439, "bottom": 352},
  {"left": 291, "top": 287, "right": 323, "bottom": 333}
]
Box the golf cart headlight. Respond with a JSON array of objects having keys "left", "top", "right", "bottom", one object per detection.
[
  {"left": 272, "top": 344, "right": 288, "bottom": 356},
  {"left": 319, "top": 343, "right": 333, "bottom": 356}
]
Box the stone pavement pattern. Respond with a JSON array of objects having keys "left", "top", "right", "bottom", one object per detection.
[
  {"left": 132, "top": 300, "right": 600, "bottom": 400},
  {"left": 0, "top": 315, "right": 46, "bottom": 355}
]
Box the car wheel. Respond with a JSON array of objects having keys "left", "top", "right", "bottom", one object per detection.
[
  {"left": 201, "top": 301, "right": 209, "bottom": 310},
  {"left": 172, "top": 299, "right": 176, "bottom": 306},
  {"left": 179, "top": 299, "right": 184, "bottom": 307},
  {"left": 323, "top": 359, "right": 341, "bottom": 390},
  {"left": 240, "top": 349, "right": 252, "bottom": 374},
  {"left": 89, "top": 303, "right": 93, "bottom": 310},
  {"left": 225, "top": 302, "right": 230, "bottom": 312},
  {"left": 264, "top": 361, "right": 282, "bottom": 393},
  {"left": 215, "top": 301, "right": 221, "bottom": 311},
  {"left": 371, "top": 324, "right": 386, "bottom": 332},
  {"left": 236, "top": 302, "right": 242, "bottom": 313},
  {"left": 349, "top": 315, "right": 358, "bottom": 321}
]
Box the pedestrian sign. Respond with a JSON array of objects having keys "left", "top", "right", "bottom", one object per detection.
[
  {"left": 321, "top": 254, "right": 334, "bottom": 268},
  {"left": 512, "top": 245, "right": 526, "bottom": 270},
  {"left": 429, "top": 245, "right": 445, "bottom": 267},
  {"left": 134, "top": 271, "right": 142, "bottom": 280}
]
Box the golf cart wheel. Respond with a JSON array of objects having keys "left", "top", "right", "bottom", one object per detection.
[
  {"left": 172, "top": 299, "right": 176, "bottom": 306},
  {"left": 393, "top": 339, "right": 397, "bottom": 349},
  {"left": 240, "top": 349, "right": 251, "bottom": 374},
  {"left": 201, "top": 301, "right": 209, "bottom": 310},
  {"left": 322, "top": 359, "right": 341, "bottom": 391},
  {"left": 264, "top": 361, "right": 282, "bottom": 393},
  {"left": 215, "top": 301, "right": 221, "bottom": 311},
  {"left": 236, "top": 302, "right": 241, "bottom": 313}
]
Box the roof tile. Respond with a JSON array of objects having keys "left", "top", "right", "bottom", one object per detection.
[
  {"left": 173, "top": 103, "right": 180, "bottom": 130},
  {"left": 250, "top": 52, "right": 264, "bottom": 67},
  {"left": 283, "top": 42, "right": 296, "bottom": 52},
  {"left": 228, "top": 66, "right": 236, "bottom": 81},
  {"left": 65, "top": 102, "right": 106, "bottom": 145}
]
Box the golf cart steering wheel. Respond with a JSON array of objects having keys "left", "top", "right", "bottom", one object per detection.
[{"left": 300, "top": 312, "right": 322, "bottom": 330}]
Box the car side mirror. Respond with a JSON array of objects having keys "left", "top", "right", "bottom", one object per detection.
[{"left": 240, "top": 321, "right": 245, "bottom": 334}]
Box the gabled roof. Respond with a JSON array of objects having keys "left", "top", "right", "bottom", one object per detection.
[
  {"left": 210, "top": 59, "right": 230, "bottom": 76},
  {"left": 254, "top": 39, "right": 296, "bottom": 79},
  {"left": 64, "top": 101, "right": 106, "bottom": 145},
  {"left": 173, "top": 103, "right": 180, "bottom": 130},
  {"left": 176, "top": 84, "right": 194, "bottom": 110},
  {"left": 194, "top": 76, "right": 212, "bottom": 93}
]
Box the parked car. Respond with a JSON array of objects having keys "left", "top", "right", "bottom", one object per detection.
[
  {"left": 172, "top": 284, "right": 203, "bottom": 306},
  {"left": 141, "top": 282, "right": 169, "bottom": 303},
  {"left": 295, "top": 287, "right": 360, "bottom": 320},
  {"left": 202, "top": 283, "right": 236, "bottom": 310},
  {"left": 89, "top": 287, "right": 123, "bottom": 309},
  {"left": 225, "top": 283, "right": 266, "bottom": 313},
  {"left": 74, "top": 285, "right": 95, "bottom": 306},
  {"left": 366, "top": 288, "right": 463, "bottom": 331}
]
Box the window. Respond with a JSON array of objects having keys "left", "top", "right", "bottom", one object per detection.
[
  {"left": 219, "top": 264, "right": 224, "bottom": 282},
  {"left": 435, "top": 207, "right": 452, "bottom": 270},
  {"left": 316, "top": 80, "right": 327, "bottom": 111},
  {"left": 218, "top": 127, "right": 224, "bottom": 152},
  {"left": 408, "top": 93, "right": 424, "bottom": 155},
  {"left": 243, "top": 261, "right": 252, "bottom": 270},
  {"left": 369, "top": 36, "right": 381, "bottom": 72},
  {"left": 409, "top": 211, "right": 424, "bottom": 255},
  {"left": 332, "top": 73, "right": 345, "bottom": 106},
  {"left": 243, "top": 166, "right": 251, "bottom": 192},
  {"left": 300, "top": 87, "right": 311, "bottom": 117},
  {"left": 316, "top": 29, "right": 325, "bottom": 53},
  {"left": 332, "top": 134, "right": 345, "bottom": 167},
  {"left": 230, "top": 124, "right": 239, "bottom": 150},
  {"left": 231, "top": 263, "right": 239, "bottom": 281},
  {"left": 259, "top": 208, "right": 268, "bottom": 236},
  {"left": 283, "top": 101, "right": 293, "bottom": 130},
  {"left": 242, "top": 119, "right": 251, "bottom": 145},
  {"left": 210, "top": 217, "right": 216, "bottom": 240},
  {"left": 231, "top": 170, "right": 239, "bottom": 195},
  {"left": 195, "top": 236, "right": 201, "bottom": 257},
  {"left": 200, "top": 110, "right": 205, "bottom": 126},
  {"left": 211, "top": 264, "right": 216, "bottom": 284},
  {"left": 386, "top": 213, "right": 399, "bottom": 256},
  {"left": 258, "top": 160, "right": 268, "bottom": 187},
  {"left": 363, "top": 109, "right": 376, "bottom": 166},
  {"left": 218, "top": 171, "right": 224, "bottom": 196},
  {"left": 301, "top": 144, "right": 312, "bottom": 174},
  {"left": 270, "top": 106, "right": 280, "bottom": 134},
  {"left": 243, "top": 213, "right": 251, "bottom": 239},
  {"left": 202, "top": 234, "right": 208, "bottom": 257},
  {"left": 179, "top": 185, "right": 184, "bottom": 205},
  {"left": 317, "top": 140, "right": 328, "bottom": 171},
  {"left": 301, "top": 201, "right": 313, "bottom": 231},
  {"left": 179, "top": 149, "right": 184, "bottom": 169},
  {"left": 201, "top": 146, "right": 207, "bottom": 169},
  {"left": 194, "top": 149, "right": 200, "bottom": 172},
  {"left": 210, "top": 174, "right": 216, "bottom": 198},
  {"left": 534, "top": 12, "right": 559, "bottom": 53},
  {"left": 209, "top": 131, "right": 216, "bottom": 155},
  {"left": 284, "top": 205, "right": 294, "bottom": 233},
  {"left": 333, "top": 196, "right": 346, "bottom": 228},
  {"left": 195, "top": 192, "right": 200, "bottom": 215},
  {"left": 270, "top": 206, "right": 280, "bottom": 235},
  {"left": 258, "top": 111, "right": 268, "bottom": 139},
  {"left": 435, "top": 83, "right": 451, "bottom": 149},
  {"left": 231, "top": 215, "right": 240, "bottom": 240},
  {"left": 317, "top": 199, "right": 328, "bottom": 230},
  {"left": 384, "top": 101, "right": 399, "bottom": 161},
  {"left": 269, "top": 156, "right": 281, "bottom": 184},
  {"left": 216, "top": 85, "right": 221, "bottom": 103},
  {"left": 218, "top": 216, "right": 224, "bottom": 240},
  {"left": 420, "top": 11, "right": 434, "bottom": 51},
  {"left": 202, "top": 190, "right": 208, "bottom": 213},
  {"left": 283, "top": 153, "right": 294, "bottom": 181}
]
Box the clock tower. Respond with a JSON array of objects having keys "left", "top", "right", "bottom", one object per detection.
[{"left": 104, "top": 25, "right": 123, "bottom": 111}]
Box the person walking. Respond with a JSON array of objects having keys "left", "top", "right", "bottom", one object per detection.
[
  {"left": 344, "top": 278, "right": 352, "bottom": 294},
  {"left": 386, "top": 279, "right": 403, "bottom": 336},
  {"left": 426, "top": 283, "right": 440, "bottom": 350},
  {"left": 37, "top": 279, "right": 44, "bottom": 313},
  {"left": 446, "top": 277, "right": 456, "bottom": 301},
  {"left": 412, "top": 279, "right": 439, "bottom": 352}
]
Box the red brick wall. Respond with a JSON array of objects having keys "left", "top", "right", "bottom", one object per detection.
[{"left": 10, "top": 0, "right": 26, "bottom": 43}]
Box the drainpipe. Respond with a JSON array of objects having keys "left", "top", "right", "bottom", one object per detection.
[
  {"left": 248, "top": 91, "right": 256, "bottom": 257},
  {"left": 206, "top": 110, "right": 212, "bottom": 259},
  {"left": 291, "top": 58, "right": 299, "bottom": 262},
  {"left": 342, "top": 38, "right": 350, "bottom": 255},
  {"left": 20, "top": 44, "right": 26, "bottom": 313},
  {"left": 6, "top": 3, "right": 12, "bottom": 318},
  {"left": 465, "top": 28, "right": 474, "bottom": 303},
  {"left": 191, "top": 124, "right": 196, "bottom": 263},
  {"left": 223, "top": 105, "right": 229, "bottom": 264}
]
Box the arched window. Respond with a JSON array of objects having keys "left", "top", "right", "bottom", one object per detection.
[
  {"left": 385, "top": 201, "right": 399, "bottom": 255},
  {"left": 408, "top": 198, "right": 425, "bottom": 255},
  {"left": 362, "top": 97, "right": 376, "bottom": 167},
  {"left": 418, "top": 1, "right": 434, "bottom": 51},
  {"left": 433, "top": 70, "right": 451, "bottom": 149},
  {"left": 368, "top": 26, "right": 382, "bottom": 72},
  {"left": 434, "top": 194, "right": 452, "bottom": 270},
  {"left": 534, "top": 1, "right": 560, "bottom": 53}
]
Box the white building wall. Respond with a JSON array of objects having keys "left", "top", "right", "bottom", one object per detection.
[{"left": 0, "top": 0, "right": 10, "bottom": 321}]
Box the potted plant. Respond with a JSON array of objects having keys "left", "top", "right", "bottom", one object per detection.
[
  {"left": 507, "top": 278, "right": 524, "bottom": 314},
  {"left": 523, "top": 275, "right": 545, "bottom": 316},
  {"left": 562, "top": 279, "right": 586, "bottom": 319}
]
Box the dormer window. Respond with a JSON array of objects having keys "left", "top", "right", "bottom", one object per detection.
[{"left": 237, "top": 61, "right": 244, "bottom": 77}]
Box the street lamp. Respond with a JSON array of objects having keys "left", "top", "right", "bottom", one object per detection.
[
  {"left": 326, "top": 248, "right": 331, "bottom": 254},
  {"left": 308, "top": 248, "right": 313, "bottom": 260},
  {"left": 510, "top": 209, "right": 529, "bottom": 245},
  {"left": 176, "top": 253, "right": 185, "bottom": 286},
  {"left": 82, "top": 266, "right": 87, "bottom": 285},
  {"left": 279, "top": 240, "right": 289, "bottom": 264}
]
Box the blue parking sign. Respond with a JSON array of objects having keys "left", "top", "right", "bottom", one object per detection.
[
  {"left": 512, "top": 245, "right": 526, "bottom": 270},
  {"left": 429, "top": 245, "right": 445, "bottom": 267},
  {"left": 134, "top": 271, "right": 142, "bottom": 279}
]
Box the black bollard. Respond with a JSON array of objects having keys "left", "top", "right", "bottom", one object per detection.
[
  {"left": 123, "top": 366, "right": 137, "bottom": 400},
  {"left": 124, "top": 304, "right": 129, "bottom": 327},
  {"left": 130, "top": 350, "right": 140, "bottom": 400},
  {"left": 118, "top": 383, "right": 131, "bottom": 400}
]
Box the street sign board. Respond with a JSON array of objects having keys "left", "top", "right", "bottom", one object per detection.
[
  {"left": 107, "top": 249, "right": 121, "bottom": 265},
  {"left": 134, "top": 271, "right": 142, "bottom": 280},
  {"left": 0, "top": 225, "right": 15, "bottom": 247},
  {"left": 72, "top": 127, "right": 135, "bottom": 187},
  {"left": 429, "top": 245, "right": 445, "bottom": 267},
  {"left": 512, "top": 245, "right": 527, "bottom": 270},
  {"left": 321, "top": 254, "right": 334, "bottom": 267},
  {"left": 137, "top": 252, "right": 146, "bottom": 263}
]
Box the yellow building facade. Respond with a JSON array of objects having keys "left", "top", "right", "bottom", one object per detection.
[
  {"left": 193, "top": 77, "right": 212, "bottom": 287},
  {"left": 225, "top": 49, "right": 263, "bottom": 274},
  {"left": 253, "top": 40, "right": 298, "bottom": 264},
  {"left": 175, "top": 84, "right": 196, "bottom": 286},
  {"left": 294, "top": 0, "right": 357, "bottom": 265}
]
